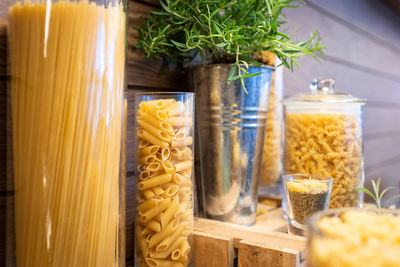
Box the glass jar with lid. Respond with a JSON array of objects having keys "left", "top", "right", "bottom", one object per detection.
[{"left": 283, "top": 78, "right": 366, "bottom": 208}]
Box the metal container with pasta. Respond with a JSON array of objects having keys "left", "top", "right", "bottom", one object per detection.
[
  {"left": 134, "top": 93, "right": 194, "bottom": 267},
  {"left": 283, "top": 78, "right": 366, "bottom": 209}
]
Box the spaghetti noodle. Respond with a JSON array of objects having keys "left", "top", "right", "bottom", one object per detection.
[{"left": 9, "top": 1, "right": 125, "bottom": 266}]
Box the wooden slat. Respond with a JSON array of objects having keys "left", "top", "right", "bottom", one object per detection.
[
  {"left": 238, "top": 239, "right": 301, "bottom": 267},
  {"left": 0, "top": 18, "right": 6, "bottom": 193},
  {"left": 0, "top": 195, "right": 5, "bottom": 265},
  {"left": 283, "top": 1, "right": 400, "bottom": 78},
  {"left": 284, "top": 58, "right": 400, "bottom": 105},
  {"left": 4, "top": 194, "right": 15, "bottom": 267},
  {"left": 0, "top": 0, "right": 6, "bottom": 19},
  {"left": 366, "top": 161, "right": 400, "bottom": 189},
  {"left": 251, "top": 208, "right": 287, "bottom": 233},
  {"left": 127, "top": 1, "right": 184, "bottom": 90},
  {"left": 136, "top": 0, "right": 159, "bottom": 6},
  {"left": 193, "top": 214, "right": 305, "bottom": 267},
  {"left": 365, "top": 136, "right": 400, "bottom": 167},
  {"left": 194, "top": 217, "right": 306, "bottom": 257},
  {"left": 193, "top": 232, "right": 234, "bottom": 267},
  {"left": 0, "top": 17, "right": 7, "bottom": 267},
  {"left": 364, "top": 106, "right": 400, "bottom": 135},
  {"left": 307, "top": 0, "right": 400, "bottom": 48},
  {"left": 364, "top": 136, "right": 400, "bottom": 188}
]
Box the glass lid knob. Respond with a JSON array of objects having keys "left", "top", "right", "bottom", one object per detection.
[{"left": 310, "top": 78, "right": 335, "bottom": 94}]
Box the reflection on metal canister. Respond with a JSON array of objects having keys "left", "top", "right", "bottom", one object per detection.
[{"left": 192, "top": 64, "right": 273, "bottom": 225}]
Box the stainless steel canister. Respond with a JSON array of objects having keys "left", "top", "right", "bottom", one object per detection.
[{"left": 191, "top": 64, "right": 273, "bottom": 225}]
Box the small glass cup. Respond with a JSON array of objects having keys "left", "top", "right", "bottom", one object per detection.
[{"left": 282, "top": 174, "right": 333, "bottom": 236}]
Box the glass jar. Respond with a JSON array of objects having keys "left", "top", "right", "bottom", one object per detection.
[
  {"left": 259, "top": 66, "right": 284, "bottom": 197},
  {"left": 282, "top": 174, "right": 333, "bottom": 236},
  {"left": 283, "top": 78, "right": 366, "bottom": 209},
  {"left": 306, "top": 208, "right": 400, "bottom": 267},
  {"left": 134, "top": 93, "right": 194, "bottom": 267},
  {"left": 7, "top": 0, "right": 126, "bottom": 266}
]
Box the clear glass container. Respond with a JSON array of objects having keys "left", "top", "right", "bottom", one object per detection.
[
  {"left": 259, "top": 66, "right": 284, "bottom": 197},
  {"left": 283, "top": 78, "right": 366, "bottom": 209},
  {"left": 134, "top": 93, "right": 194, "bottom": 267},
  {"left": 282, "top": 174, "right": 332, "bottom": 236},
  {"left": 7, "top": 0, "right": 126, "bottom": 266},
  {"left": 306, "top": 208, "right": 400, "bottom": 267}
]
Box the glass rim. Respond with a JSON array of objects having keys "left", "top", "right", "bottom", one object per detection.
[
  {"left": 306, "top": 207, "right": 400, "bottom": 236},
  {"left": 282, "top": 173, "right": 333, "bottom": 183}
]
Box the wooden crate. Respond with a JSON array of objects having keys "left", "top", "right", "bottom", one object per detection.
[{"left": 193, "top": 203, "right": 306, "bottom": 267}]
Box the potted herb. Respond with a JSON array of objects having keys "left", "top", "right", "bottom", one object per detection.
[{"left": 136, "top": 0, "right": 324, "bottom": 225}]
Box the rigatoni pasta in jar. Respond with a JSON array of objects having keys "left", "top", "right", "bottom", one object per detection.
[
  {"left": 134, "top": 93, "right": 194, "bottom": 267},
  {"left": 283, "top": 78, "right": 366, "bottom": 208}
]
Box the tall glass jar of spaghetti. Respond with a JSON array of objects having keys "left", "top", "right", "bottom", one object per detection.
[
  {"left": 7, "top": 0, "right": 126, "bottom": 266},
  {"left": 134, "top": 93, "right": 195, "bottom": 267},
  {"left": 283, "top": 78, "right": 366, "bottom": 209}
]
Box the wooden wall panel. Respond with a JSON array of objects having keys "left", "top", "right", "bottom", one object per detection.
[
  {"left": 365, "top": 136, "right": 400, "bottom": 168},
  {"left": 127, "top": 1, "right": 183, "bottom": 90},
  {"left": 306, "top": 0, "right": 400, "bottom": 46},
  {"left": 282, "top": 1, "right": 400, "bottom": 192},
  {"left": 284, "top": 57, "right": 400, "bottom": 105},
  {"left": 0, "top": 0, "right": 6, "bottom": 19},
  {"left": 284, "top": 2, "right": 400, "bottom": 78},
  {"left": 0, "top": 18, "right": 7, "bottom": 266}
]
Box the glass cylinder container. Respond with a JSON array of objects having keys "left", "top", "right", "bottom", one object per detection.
[
  {"left": 259, "top": 66, "right": 284, "bottom": 197},
  {"left": 282, "top": 174, "right": 332, "bottom": 236},
  {"left": 283, "top": 78, "right": 366, "bottom": 209},
  {"left": 7, "top": 0, "right": 126, "bottom": 266},
  {"left": 307, "top": 208, "right": 400, "bottom": 267},
  {"left": 134, "top": 93, "right": 195, "bottom": 267}
]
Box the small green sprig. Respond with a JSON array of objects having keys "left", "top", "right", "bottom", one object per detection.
[
  {"left": 135, "top": 0, "right": 324, "bottom": 91},
  {"left": 357, "top": 178, "right": 400, "bottom": 209}
]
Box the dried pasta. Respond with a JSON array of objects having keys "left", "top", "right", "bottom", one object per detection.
[
  {"left": 261, "top": 73, "right": 282, "bottom": 186},
  {"left": 9, "top": 1, "right": 125, "bottom": 266},
  {"left": 309, "top": 210, "right": 400, "bottom": 267},
  {"left": 284, "top": 113, "right": 363, "bottom": 208},
  {"left": 136, "top": 98, "right": 193, "bottom": 267}
]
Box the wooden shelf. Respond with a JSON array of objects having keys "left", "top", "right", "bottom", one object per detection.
[{"left": 193, "top": 205, "right": 306, "bottom": 267}]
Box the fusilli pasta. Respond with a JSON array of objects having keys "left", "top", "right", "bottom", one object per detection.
[{"left": 285, "top": 113, "right": 363, "bottom": 208}]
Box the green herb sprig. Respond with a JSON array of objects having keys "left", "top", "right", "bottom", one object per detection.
[
  {"left": 357, "top": 178, "right": 400, "bottom": 209},
  {"left": 135, "top": 0, "right": 324, "bottom": 89}
]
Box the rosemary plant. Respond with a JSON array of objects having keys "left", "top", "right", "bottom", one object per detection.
[
  {"left": 136, "top": 0, "right": 324, "bottom": 90},
  {"left": 357, "top": 178, "right": 400, "bottom": 209}
]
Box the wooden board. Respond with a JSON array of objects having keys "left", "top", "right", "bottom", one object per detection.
[
  {"left": 193, "top": 207, "right": 306, "bottom": 267},
  {"left": 284, "top": 0, "right": 400, "bottom": 78},
  {"left": 194, "top": 232, "right": 234, "bottom": 267},
  {"left": 127, "top": 1, "right": 184, "bottom": 90},
  {"left": 0, "top": 18, "right": 7, "bottom": 266},
  {"left": 307, "top": 0, "right": 400, "bottom": 47}
]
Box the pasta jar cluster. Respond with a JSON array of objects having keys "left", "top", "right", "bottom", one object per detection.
[
  {"left": 134, "top": 93, "right": 195, "bottom": 267},
  {"left": 283, "top": 78, "right": 366, "bottom": 208}
]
